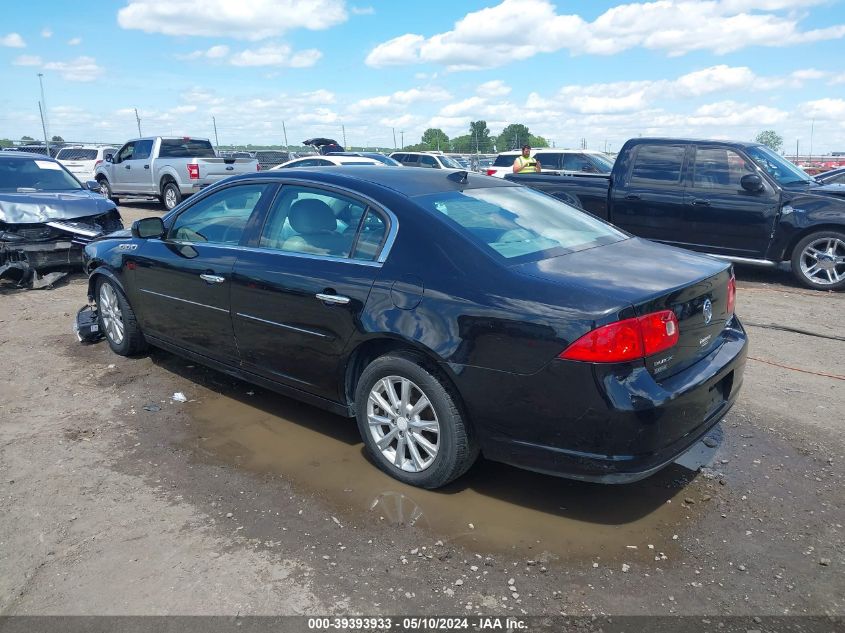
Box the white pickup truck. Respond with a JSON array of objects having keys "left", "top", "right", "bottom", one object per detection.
[{"left": 95, "top": 136, "right": 258, "bottom": 210}]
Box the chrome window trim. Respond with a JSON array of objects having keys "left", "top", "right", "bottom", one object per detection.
[
  {"left": 235, "top": 312, "right": 330, "bottom": 338},
  {"left": 139, "top": 288, "right": 229, "bottom": 313}
]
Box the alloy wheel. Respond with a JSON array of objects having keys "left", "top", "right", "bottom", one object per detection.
[
  {"left": 800, "top": 237, "right": 845, "bottom": 286},
  {"left": 164, "top": 187, "right": 178, "bottom": 209},
  {"left": 99, "top": 283, "right": 125, "bottom": 345},
  {"left": 367, "top": 376, "right": 440, "bottom": 473}
]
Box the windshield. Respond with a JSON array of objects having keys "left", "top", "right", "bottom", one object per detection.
[
  {"left": 415, "top": 186, "right": 627, "bottom": 263},
  {"left": 590, "top": 153, "right": 615, "bottom": 172},
  {"left": 746, "top": 145, "right": 813, "bottom": 186},
  {"left": 365, "top": 154, "right": 401, "bottom": 166},
  {"left": 439, "top": 155, "right": 463, "bottom": 169},
  {"left": 0, "top": 156, "right": 82, "bottom": 192}
]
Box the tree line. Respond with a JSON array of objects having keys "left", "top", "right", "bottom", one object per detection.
[{"left": 404, "top": 121, "right": 548, "bottom": 153}]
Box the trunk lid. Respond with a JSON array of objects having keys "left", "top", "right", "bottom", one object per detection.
[
  {"left": 192, "top": 157, "right": 259, "bottom": 184},
  {"left": 514, "top": 237, "right": 734, "bottom": 378}
]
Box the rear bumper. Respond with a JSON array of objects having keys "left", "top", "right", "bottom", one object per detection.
[{"left": 454, "top": 318, "right": 748, "bottom": 483}]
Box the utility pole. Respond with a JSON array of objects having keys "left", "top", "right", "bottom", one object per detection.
[
  {"left": 282, "top": 121, "right": 289, "bottom": 155},
  {"left": 392, "top": 127, "right": 397, "bottom": 150},
  {"left": 796, "top": 139, "right": 799, "bottom": 162},
  {"left": 809, "top": 118, "right": 815, "bottom": 160},
  {"left": 37, "top": 73, "right": 50, "bottom": 154},
  {"left": 134, "top": 108, "right": 142, "bottom": 136},
  {"left": 342, "top": 124, "right": 347, "bottom": 148},
  {"left": 212, "top": 116, "right": 220, "bottom": 150},
  {"left": 400, "top": 130, "right": 404, "bottom": 149},
  {"left": 38, "top": 101, "right": 50, "bottom": 154}
]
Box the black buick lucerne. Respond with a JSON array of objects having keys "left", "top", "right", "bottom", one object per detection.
[{"left": 82, "top": 167, "right": 747, "bottom": 489}]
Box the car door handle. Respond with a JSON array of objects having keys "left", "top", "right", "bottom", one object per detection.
[
  {"left": 691, "top": 199, "right": 711, "bottom": 206},
  {"left": 124, "top": 165, "right": 131, "bottom": 169},
  {"left": 624, "top": 194, "right": 640, "bottom": 200},
  {"left": 144, "top": 164, "right": 150, "bottom": 169},
  {"left": 316, "top": 293, "right": 350, "bottom": 305},
  {"left": 199, "top": 273, "right": 225, "bottom": 284}
]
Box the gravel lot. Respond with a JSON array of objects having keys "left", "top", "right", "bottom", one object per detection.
[{"left": 0, "top": 200, "right": 842, "bottom": 617}]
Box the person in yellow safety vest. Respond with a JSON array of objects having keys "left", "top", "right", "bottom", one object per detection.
[{"left": 512, "top": 144, "right": 541, "bottom": 174}]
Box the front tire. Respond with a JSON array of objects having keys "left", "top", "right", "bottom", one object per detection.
[
  {"left": 790, "top": 230, "right": 845, "bottom": 291},
  {"left": 162, "top": 181, "right": 182, "bottom": 211},
  {"left": 97, "top": 178, "right": 119, "bottom": 205},
  {"left": 355, "top": 354, "right": 478, "bottom": 489},
  {"left": 96, "top": 278, "right": 147, "bottom": 356}
]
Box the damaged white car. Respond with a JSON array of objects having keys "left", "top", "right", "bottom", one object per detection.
[{"left": 0, "top": 152, "right": 123, "bottom": 288}]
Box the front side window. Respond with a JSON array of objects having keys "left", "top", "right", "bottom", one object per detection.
[
  {"left": 170, "top": 184, "right": 271, "bottom": 244},
  {"left": 630, "top": 145, "right": 686, "bottom": 184},
  {"left": 563, "top": 154, "right": 599, "bottom": 173},
  {"left": 116, "top": 142, "right": 135, "bottom": 163},
  {"left": 415, "top": 186, "right": 626, "bottom": 263},
  {"left": 745, "top": 145, "right": 812, "bottom": 187},
  {"left": 693, "top": 147, "right": 755, "bottom": 190},
  {"left": 133, "top": 140, "right": 154, "bottom": 161},
  {"left": 259, "top": 186, "right": 386, "bottom": 259},
  {"left": 419, "top": 155, "right": 438, "bottom": 168}
]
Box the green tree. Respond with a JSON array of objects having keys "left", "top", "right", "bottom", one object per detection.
[
  {"left": 528, "top": 134, "right": 549, "bottom": 148},
  {"left": 51, "top": 135, "right": 65, "bottom": 143},
  {"left": 755, "top": 130, "right": 783, "bottom": 153},
  {"left": 0, "top": 138, "right": 13, "bottom": 148},
  {"left": 496, "top": 124, "right": 532, "bottom": 151},
  {"left": 21, "top": 135, "right": 34, "bottom": 141},
  {"left": 420, "top": 128, "right": 449, "bottom": 151},
  {"left": 469, "top": 120, "right": 493, "bottom": 153}
]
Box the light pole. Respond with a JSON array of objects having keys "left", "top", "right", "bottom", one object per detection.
[{"left": 37, "top": 73, "right": 50, "bottom": 154}]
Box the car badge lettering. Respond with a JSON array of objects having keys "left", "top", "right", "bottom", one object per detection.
[
  {"left": 702, "top": 298, "right": 713, "bottom": 325},
  {"left": 117, "top": 243, "right": 138, "bottom": 251}
]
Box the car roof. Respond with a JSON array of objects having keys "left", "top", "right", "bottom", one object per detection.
[
  {"left": 0, "top": 151, "right": 58, "bottom": 160},
  {"left": 230, "top": 165, "right": 516, "bottom": 197}
]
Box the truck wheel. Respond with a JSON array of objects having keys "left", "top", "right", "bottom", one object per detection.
[
  {"left": 355, "top": 353, "right": 478, "bottom": 489},
  {"left": 96, "top": 277, "right": 147, "bottom": 356},
  {"left": 98, "top": 178, "right": 119, "bottom": 205},
  {"left": 790, "top": 230, "right": 845, "bottom": 291},
  {"left": 162, "top": 182, "right": 182, "bottom": 210}
]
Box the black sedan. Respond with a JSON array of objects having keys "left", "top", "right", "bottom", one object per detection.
[
  {"left": 82, "top": 167, "right": 747, "bottom": 488},
  {"left": 1, "top": 152, "right": 122, "bottom": 288}
]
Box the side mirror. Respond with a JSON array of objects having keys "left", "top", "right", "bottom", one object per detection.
[
  {"left": 84, "top": 180, "right": 101, "bottom": 192},
  {"left": 740, "top": 173, "right": 764, "bottom": 193},
  {"left": 131, "top": 217, "right": 165, "bottom": 239},
  {"left": 105, "top": 154, "right": 114, "bottom": 163}
]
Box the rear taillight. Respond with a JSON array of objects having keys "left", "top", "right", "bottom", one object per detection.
[
  {"left": 559, "top": 309, "right": 679, "bottom": 363},
  {"left": 256, "top": 163, "right": 261, "bottom": 171},
  {"left": 187, "top": 164, "right": 200, "bottom": 179},
  {"left": 485, "top": 169, "right": 496, "bottom": 176},
  {"left": 94, "top": 160, "right": 103, "bottom": 168},
  {"left": 727, "top": 273, "right": 736, "bottom": 315}
]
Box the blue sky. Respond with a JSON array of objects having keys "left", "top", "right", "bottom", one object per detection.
[{"left": 1, "top": 0, "right": 844, "bottom": 152}]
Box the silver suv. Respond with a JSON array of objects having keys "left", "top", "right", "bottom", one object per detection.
[{"left": 389, "top": 152, "right": 464, "bottom": 169}]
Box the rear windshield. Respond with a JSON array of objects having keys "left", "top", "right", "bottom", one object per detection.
[
  {"left": 0, "top": 156, "right": 82, "bottom": 192},
  {"left": 159, "top": 138, "right": 216, "bottom": 158},
  {"left": 493, "top": 154, "right": 517, "bottom": 167},
  {"left": 415, "top": 186, "right": 627, "bottom": 263},
  {"left": 57, "top": 149, "right": 98, "bottom": 160}
]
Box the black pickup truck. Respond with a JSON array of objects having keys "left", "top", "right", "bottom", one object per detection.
[{"left": 506, "top": 138, "right": 845, "bottom": 290}]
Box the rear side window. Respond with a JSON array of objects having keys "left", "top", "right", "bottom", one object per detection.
[
  {"left": 57, "top": 149, "right": 98, "bottom": 160},
  {"left": 534, "top": 153, "right": 561, "bottom": 169},
  {"left": 159, "top": 138, "right": 216, "bottom": 158},
  {"left": 493, "top": 154, "right": 517, "bottom": 167},
  {"left": 630, "top": 145, "right": 686, "bottom": 184}
]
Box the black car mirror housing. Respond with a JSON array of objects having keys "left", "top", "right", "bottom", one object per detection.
[
  {"left": 132, "top": 217, "right": 165, "bottom": 239},
  {"left": 740, "top": 173, "right": 764, "bottom": 193}
]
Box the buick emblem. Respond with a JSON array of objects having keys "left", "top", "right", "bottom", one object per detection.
[{"left": 702, "top": 298, "right": 713, "bottom": 325}]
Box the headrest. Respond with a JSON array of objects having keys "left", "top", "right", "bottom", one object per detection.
[{"left": 288, "top": 198, "right": 336, "bottom": 234}]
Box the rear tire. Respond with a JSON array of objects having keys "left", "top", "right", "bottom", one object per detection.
[
  {"left": 96, "top": 278, "right": 147, "bottom": 356},
  {"left": 97, "top": 178, "right": 119, "bottom": 205},
  {"left": 162, "top": 181, "right": 182, "bottom": 211},
  {"left": 355, "top": 353, "right": 478, "bottom": 489},
  {"left": 790, "top": 230, "right": 845, "bottom": 291}
]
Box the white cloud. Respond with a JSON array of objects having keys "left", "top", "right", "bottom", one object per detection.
[
  {"left": 800, "top": 99, "right": 845, "bottom": 121},
  {"left": 42, "top": 56, "right": 105, "bottom": 82},
  {"left": 41, "top": 28, "right": 52, "bottom": 38},
  {"left": 1, "top": 33, "right": 26, "bottom": 48},
  {"left": 183, "top": 44, "right": 231, "bottom": 60},
  {"left": 229, "top": 44, "right": 322, "bottom": 67},
  {"left": 477, "top": 80, "right": 511, "bottom": 98},
  {"left": 366, "top": 0, "right": 845, "bottom": 70},
  {"left": 118, "top": 0, "right": 348, "bottom": 40},
  {"left": 350, "top": 5, "right": 374, "bottom": 15},
  {"left": 13, "top": 55, "right": 43, "bottom": 67},
  {"left": 67, "top": 37, "right": 82, "bottom": 46},
  {"left": 351, "top": 87, "right": 451, "bottom": 112}
]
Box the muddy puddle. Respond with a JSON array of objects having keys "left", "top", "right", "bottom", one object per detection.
[{"left": 185, "top": 388, "right": 714, "bottom": 561}]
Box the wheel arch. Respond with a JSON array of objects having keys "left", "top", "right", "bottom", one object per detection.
[
  {"left": 87, "top": 265, "right": 126, "bottom": 303},
  {"left": 780, "top": 223, "right": 845, "bottom": 261}
]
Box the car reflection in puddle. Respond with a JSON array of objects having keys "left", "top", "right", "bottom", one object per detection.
[{"left": 184, "top": 387, "right": 721, "bottom": 561}]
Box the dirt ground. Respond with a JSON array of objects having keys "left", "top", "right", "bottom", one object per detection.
[{"left": 0, "top": 200, "right": 842, "bottom": 617}]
